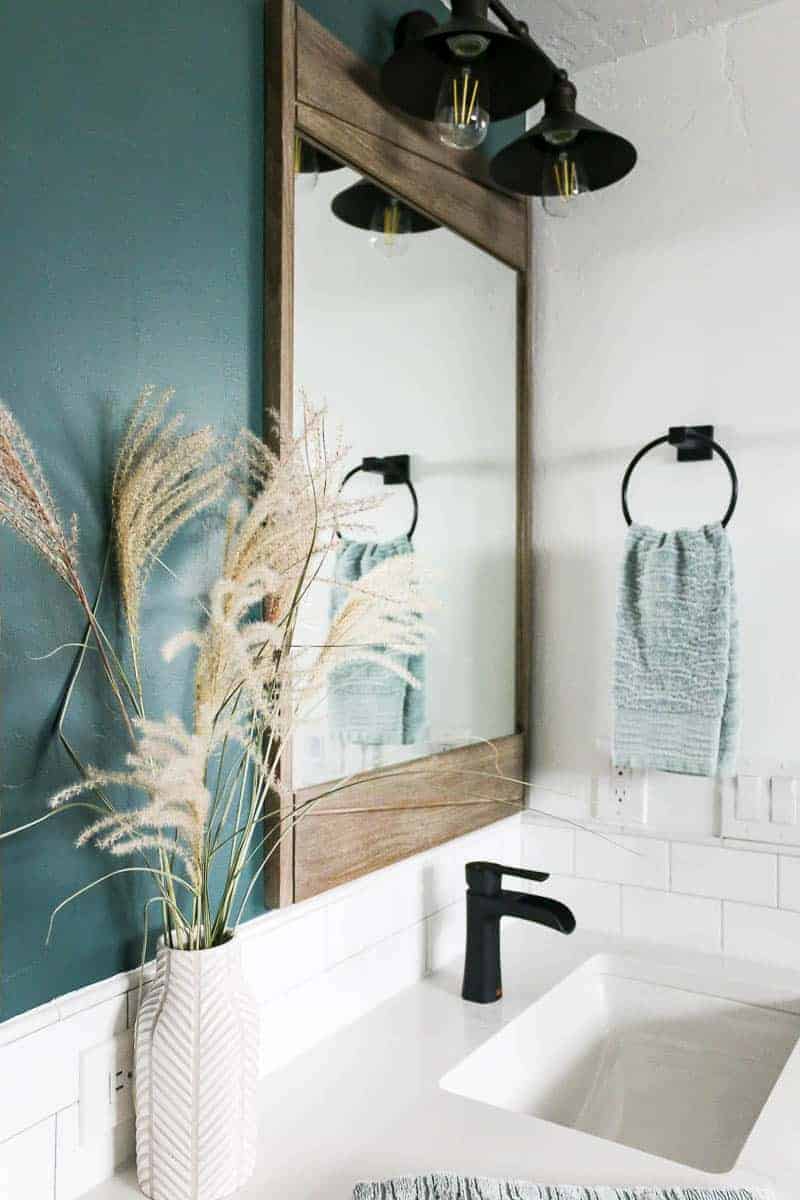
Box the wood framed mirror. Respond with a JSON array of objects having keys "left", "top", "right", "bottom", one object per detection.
[{"left": 264, "top": 0, "right": 532, "bottom": 907}]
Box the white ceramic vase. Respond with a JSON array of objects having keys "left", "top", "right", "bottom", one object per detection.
[{"left": 134, "top": 934, "right": 259, "bottom": 1200}]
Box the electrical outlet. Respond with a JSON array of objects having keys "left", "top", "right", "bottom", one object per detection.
[
  {"left": 79, "top": 1030, "right": 134, "bottom": 1144},
  {"left": 594, "top": 764, "right": 648, "bottom": 825}
]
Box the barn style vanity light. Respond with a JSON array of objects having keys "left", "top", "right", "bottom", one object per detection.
[
  {"left": 380, "top": 1, "right": 555, "bottom": 150},
  {"left": 381, "top": 3, "right": 637, "bottom": 212},
  {"left": 489, "top": 70, "right": 637, "bottom": 217}
]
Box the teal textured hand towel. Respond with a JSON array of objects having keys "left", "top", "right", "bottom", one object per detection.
[
  {"left": 613, "top": 522, "right": 740, "bottom": 777},
  {"left": 329, "top": 534, "right": 425, "bottom": 746},
  {"left": 353, "top": 1178, "right": 771, "bottom": 1199}
]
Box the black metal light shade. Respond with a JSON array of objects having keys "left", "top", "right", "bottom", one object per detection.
[
  {"left": 489, "top": 71, "right": 637, "bottom": 196},
  {"left": 331, "top": 180, "right": 439, "bottom": 233},
  {"left": 380, "top": 0, "right": 555, "bottom": 122}
]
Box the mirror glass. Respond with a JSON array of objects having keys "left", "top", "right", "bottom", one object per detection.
[{"left": 292, "top": 139, "right": 517, "bottom": 788}]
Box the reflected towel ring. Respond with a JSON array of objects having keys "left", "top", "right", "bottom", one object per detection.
[
  {"left": 621, "top": 426, "right": 738, "bottom": 528},
  {"left": 337, "top": 454, "right": 419, "bottom": 540}
]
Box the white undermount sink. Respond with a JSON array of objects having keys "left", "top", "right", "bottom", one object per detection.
[{"left": 441, "top": 953, "right": 800, "bottom": 1174}]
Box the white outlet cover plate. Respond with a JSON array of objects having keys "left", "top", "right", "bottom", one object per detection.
[
  {"left": 594, "top": 766, "right": 648, "bottom": 825},
  {"left": 79, "top": 1031, "right": 134, "bottom": 1144}
]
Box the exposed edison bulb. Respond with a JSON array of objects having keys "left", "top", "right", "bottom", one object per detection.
[
  {"left": 434, "top": 64, "right": 489, "bottom": 151},
  {"left": 541, "top": 149, "right": 589, "bottom": 219},
  {"left": 293, "top": 135, "right": 319, "bottom": 193},
  {"left": 369, "top": 198, "right": 411, "bottom": 259}
]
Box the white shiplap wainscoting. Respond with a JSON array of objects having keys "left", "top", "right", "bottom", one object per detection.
[{"left": 0, "top": 814, "right": 522, "bottom": 1200}]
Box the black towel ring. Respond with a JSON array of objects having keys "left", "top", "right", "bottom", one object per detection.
[
  {"left": 337, "top": 454, "right": 419, "bottom": 540},
  {"left": 621, "top": 426, "right": 738, "bottom": 528}
]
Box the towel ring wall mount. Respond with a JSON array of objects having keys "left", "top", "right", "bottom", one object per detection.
[
  {"left": 621, "top": 425, "right": 738, "bottom": 528},
  {"left": 337, "top": 454, "right": 419, "bottom": 539}
]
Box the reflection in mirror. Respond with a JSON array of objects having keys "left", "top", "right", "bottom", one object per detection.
[{"left": 292, "top": 139, "right": 517, "bottom": 789}]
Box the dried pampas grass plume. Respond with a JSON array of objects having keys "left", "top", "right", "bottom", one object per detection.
[
  {"left": 50, "top": 714, "right": 211, "bottom": 886},
  {"left": 112, "top": 386, "right": 227, "bottom": 659},
  {"left": 224, "top": 399, "right": 372, "bottom": 623},
  {"left": 0, "top": 401, "right": 84, "bottom": 601}
]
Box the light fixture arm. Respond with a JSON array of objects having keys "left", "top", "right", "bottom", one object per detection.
[
  {"left": 487, "top": 0, "right": 559, "bottom": 75},
  {"left": 487, "top": 0, "right": 528, "bottom": 39}
]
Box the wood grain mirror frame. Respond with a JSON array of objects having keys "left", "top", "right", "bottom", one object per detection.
[{"left": 264, "top": 0, "right": 533, "bottom": 907}]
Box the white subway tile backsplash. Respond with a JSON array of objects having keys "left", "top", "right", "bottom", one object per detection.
[
  {"left": 241, "top": 908, "right": 328, "bottom": 1002},
  {"left": 0, "top": 1019, "right": 75, "bottom": 1143},
  {"left": 0, "top": 993, "right": 127, "bottom": 1146},
  {"left": 0, "top": 1001, "right": 60, "bottom": 1050},
  {"left": 61, "top": 994, "right": 128, "bottom": 1059},
  {"left": 8, "top": 810, "right": 800, "bottom": 1200},
  {"left": 426, "top": 901, "right": 466, "bottom": 972},
  {"left": 418, "top": 846, "right": 468, "bottom": 917},
  {"left": 521, "top": 820, "right": 575, "bottom": 875},
  {"left": 326, "top": 918, "right": 427, "bottom": 1024},
  {"left": 57, "top": 972, "right": 132, "bottom": 1022},
  {"left": 671, "top": 841, "right": 777, "bottom": 905},
  {"left": 0, "top": 815, "right": 524, "bottom": 1199},
  {"left": 326, "top": 862, "right": 424, "bottom": 967},
  {"left": 622, "top": 887, "right": 722, "bottom": 954},
  {"left": 0, "top": 1117, "right": 56, "bottom": 1200},
  {"left": 536, "top": 874, "right": 621, "bottom": 934},
  {"left": 724, "top": 901, "right": 800, "bottom": 970},
  {"left": 575, "top": 831, "right": 669, "bottom": 890},
  {"left": 258, "top": 920, "right": 427, "bottom": 1076},
  {"left": 55, "top": 1104, "right": 134, "bottom": 1200},
  {"left": 778, "top": 856, "right": 800, "bottom": 912},
  {"left": 421, "top": 815, "right": 521, "bottom": 915}
]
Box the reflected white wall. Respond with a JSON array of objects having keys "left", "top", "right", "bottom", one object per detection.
[{"left": 293, "top": 162, "right": 517, "bottom": 787}]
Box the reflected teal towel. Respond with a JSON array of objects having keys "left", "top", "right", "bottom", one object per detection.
[
  {"left": 614, "top": 523, "right": 740, "bottom": 777},
  {"left": 354, "top": 1179, "right": 771, "bottom": 1199},
  {"left": 329, "top": 534, "right": 425, "bottom": 746}
]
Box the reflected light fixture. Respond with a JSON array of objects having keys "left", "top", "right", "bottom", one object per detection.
[
  {"left": 331, "top": 179, "right": 439, "bottom": 260},
  {"left": 380, "top": 2, "right": 555, "bottom": 151},
  {"left": 489, "top": 70, "right": 637, "bottom": 216},
  {"left": 293, "top": 135, "right": 343, "bottom": 193}
]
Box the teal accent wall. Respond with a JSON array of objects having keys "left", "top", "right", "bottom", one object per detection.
[{"left": 0, "top": 0, "right": 524, "bottom": 1021}]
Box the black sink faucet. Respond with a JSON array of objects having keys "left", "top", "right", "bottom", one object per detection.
[{"left": 462, "top": 861, "right": 576, "bottom": 1004}]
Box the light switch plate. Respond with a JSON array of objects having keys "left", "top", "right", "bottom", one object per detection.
[
  {"left": 734, "top": 775, "right": 765, "bottom": 822},
  {"left": 722, "top": 768, "right": 800, "bottom": 847},
  {"left": 771, "top": 776, "right": 798, "bottom": 825},
  {"left": 78, "top": 1031, "right": 134, "bottom": 1144}
]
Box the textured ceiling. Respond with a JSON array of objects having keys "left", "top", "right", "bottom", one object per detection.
[{"left": 486, "top": 0, "right": 782, "bottom": 71}]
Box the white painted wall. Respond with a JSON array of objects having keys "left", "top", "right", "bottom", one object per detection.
[
  {"left": 293, "top": 164, "right": 518, "bottom": 786},
  {"left": 529, "top": 0, "right": 800, "bottom": 837}
]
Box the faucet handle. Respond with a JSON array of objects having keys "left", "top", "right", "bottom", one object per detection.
[{"left": 465, "top": 861, "right": 549, "bottom": 897}]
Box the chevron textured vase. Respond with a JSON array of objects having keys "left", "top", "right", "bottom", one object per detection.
[{"left": 134, "top": 935, "right": 259, "bottom": 1200}]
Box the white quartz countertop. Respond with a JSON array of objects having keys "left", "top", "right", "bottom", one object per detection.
[{"left": 86, "top": 924, "right": 799, "bottom": 1200}]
